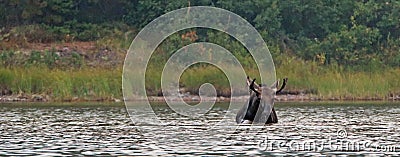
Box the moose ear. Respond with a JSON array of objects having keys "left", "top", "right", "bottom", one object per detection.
[{"left": 270, "top": 80, "right": 279, "bottom": 92}]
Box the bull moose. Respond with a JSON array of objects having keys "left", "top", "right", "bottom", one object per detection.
[{"left": 236, "top": 76, "right": 288, "bottom": 124}]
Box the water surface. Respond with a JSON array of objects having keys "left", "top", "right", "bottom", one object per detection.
[{"left": 0, "top": 102, "right": 399, "bottom": 156}]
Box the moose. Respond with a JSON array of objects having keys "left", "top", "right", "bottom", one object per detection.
[{"left": 236, "top": 76, "right": 288, "bottom": 124}]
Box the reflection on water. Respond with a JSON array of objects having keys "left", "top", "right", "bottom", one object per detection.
[{"left": 0, "top": 102, "right": 399, "bottom": 156}]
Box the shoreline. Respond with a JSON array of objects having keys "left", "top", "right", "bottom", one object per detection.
[{"left": 1, "top": 94, "right": 399, "bottom": 103}]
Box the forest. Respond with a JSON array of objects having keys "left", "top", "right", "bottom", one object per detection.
[{"left": 0, "top": 0, "right": 399, "bottom": 101}]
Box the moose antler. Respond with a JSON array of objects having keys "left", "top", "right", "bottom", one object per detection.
[
  {"left": 276, "top": 78, "right": 288, "bottom": 94},
  {"left": 246, "top": 76, "right": 260, "bottom": 95}
]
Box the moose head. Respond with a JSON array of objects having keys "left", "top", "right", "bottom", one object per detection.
[{"left": 236, "top": 76, "right": 288, "bottom": 124}]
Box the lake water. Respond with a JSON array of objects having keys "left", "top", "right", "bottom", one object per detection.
[{"left": 1, "top": 102, "right": 399, "bottom": 156}]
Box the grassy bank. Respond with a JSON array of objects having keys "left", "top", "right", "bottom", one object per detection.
[
  {"left": 0, "top": 67, "right": 122, "bottom": 101},
  {"left": 1, "top": 60, "right": 399, "bottom": 101},
  {"left": 144, "top": 54, "right": 400, "bottom": 100},
  {"left": 276, "top": 56, "right": 400, "bottom": 99}
]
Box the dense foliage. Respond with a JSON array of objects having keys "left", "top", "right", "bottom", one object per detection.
[
  {"left": 0, "top": 0, "right": 399, "bottom": 99},
  {"left": 1, "top": 0, "right": 398, "bottom": 69}
]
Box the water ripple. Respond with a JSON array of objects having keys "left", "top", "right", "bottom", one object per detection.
[{"left": 0, "top": 102, "right": 399, "bottom": 156}]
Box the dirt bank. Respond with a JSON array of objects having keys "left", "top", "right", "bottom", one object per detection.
[{"left": 2, "top": 93, "right": 399, "bottom": 103}]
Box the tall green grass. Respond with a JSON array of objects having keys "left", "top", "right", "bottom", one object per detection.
[
  {"left": 0, "top": 67, "right": 121, "bottom": 101},
  {"left": 144, "top": 63, "right": 262, "bottom": 96},
  {"left": 1, "top": 58, "right": 399, "bottom": 101},
  {"left": 144, "top": 54, "right": 400, "bottom": 99},
  {"left": 276, "top": 55, "right": 400, "bottom": 99}
]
